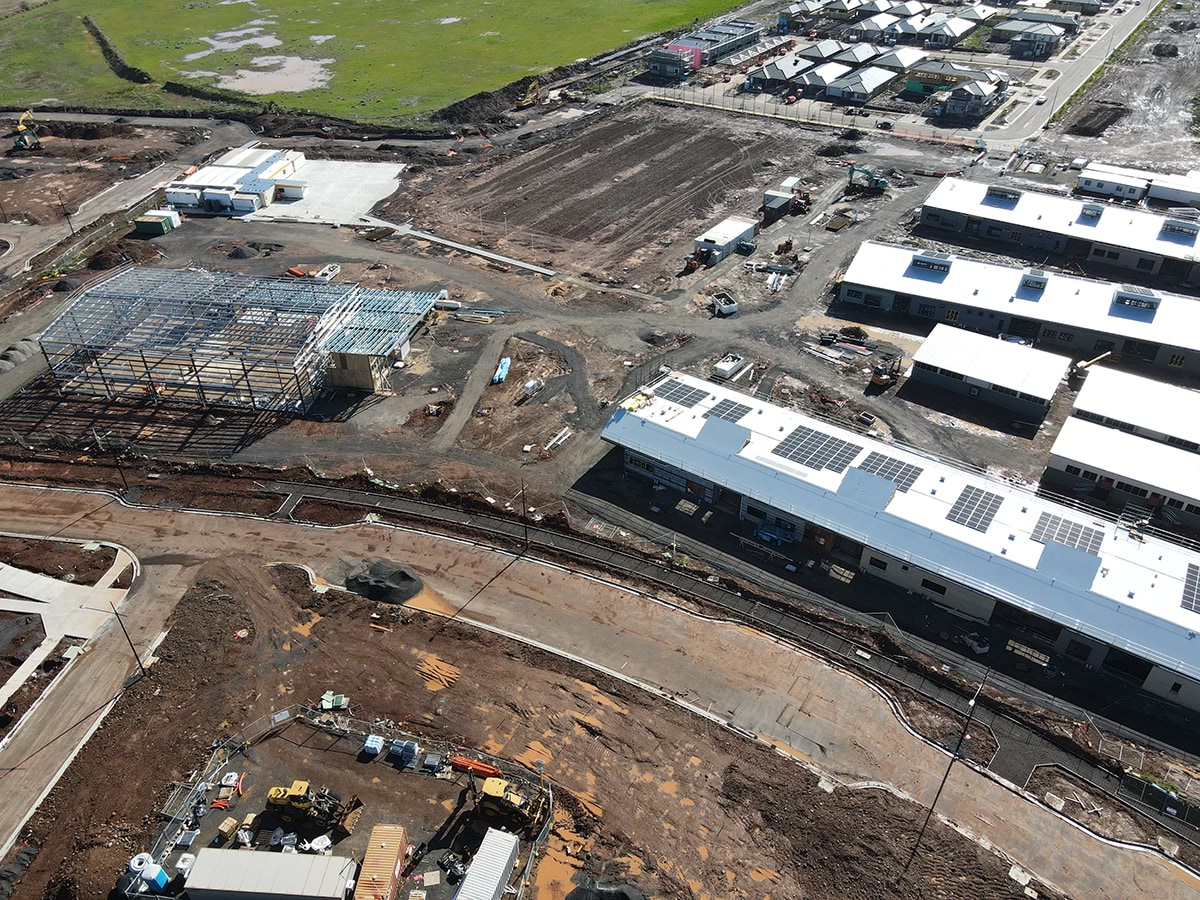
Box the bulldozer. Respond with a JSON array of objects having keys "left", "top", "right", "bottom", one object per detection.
[
  {"left": 476, "top": 776, "right": 545, "bottom": 826},
  {"left": 266, "top": 780, "right": 365, "bottom": 834},
  {"left": 514, "top": 79, "right": 540, "bottom": 110}
]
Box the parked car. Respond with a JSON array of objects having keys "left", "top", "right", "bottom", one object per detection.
[
  {"left": 1035, "top": 95, "right": 1048, "bottom": 105},
  {"left": 876, "top": 120, "right": 893, "bottom": 130}
]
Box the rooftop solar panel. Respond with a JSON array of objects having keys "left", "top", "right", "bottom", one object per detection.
[
  {"left": 654, "top": 378, "right": 709, "bottom": 409},
  {"left": 1184, "top": 564, "right": 1200, "bottom": 614},
  {"left": 1031, "top": 511, "right": 1105, "bottom": 556},
  {"left": 855, "top": 451, "right": 923, "bottom": 493},
  {"left": 946, "top": 485, "right": 1004, "bottom": 533},
  {"left": 705, "top": 398, "right": 753, "bottom": 423},
  {"left": 771, "top": 424, "right": 862, "bottom": 473}
]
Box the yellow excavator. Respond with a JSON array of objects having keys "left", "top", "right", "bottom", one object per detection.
[
  {"left": 514, "top": 79, "right": 540, "bottom": 110},
  {"left": 266, "top": 780, "right": 364, "bottom": 834},
  {"left": 12, "top": 110, "right": 44, "bottom": 152}
]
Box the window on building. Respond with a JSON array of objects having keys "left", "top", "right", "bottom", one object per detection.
[
  {"left": 868, "top": 557, "right": 888, "bottom": 571},
  {"left": 1057, "top": 332, "right": 1074, "bottom": 342},
  {"left": 1065, "top": 640, "right": 1092, "bottom": 662},
  {"left": 918, "top": 304, "right": 937, "bottom": 317},
  {"left": 846, "top": 289, "right": 864, "bottom": 299},
  {"left": 986, "top": 225, "right": 1003, "bottom": 237},
  {"left": 1188, "top": 504, "right": 1200, "bottom": 516},
  {"left": 1101, "top": 646, "right": 1153, "bottom": 683},
  {"left": 746, "top": 504, "right": 767, "bottom": 519},
  {"left": 1168, "top": 436, "right": 1199, "bottom": 451},
  {"left": 1094, "top": 339, "right": 1116, "bottom": 354},
  {"left": 1171, "top": 682, "right": 1183, "bottom": 695},
  {"left": 1065, "top": 465, "right": 1082, "bottom": 476},
  {"left": 1170, "top": 353, "right": 1186, "bottom": 368},
  {"left": 1136, "top": 257, "right": 1156, "bottom": 271},
  {"left": 1009, "top": 230, "right": 1022, "bottom": 241},
  {"left": 1082, "top": 470, "right": 1099, "bottom": 481},
  {"left": 864, "top": 294, "right": 882, "bottom": 308},
  {"left": 1043, "top": 329, "right": 1058, "bottom": 340},
  {"left": 1115, "top": 481, "right": 1149, "bottom": 498},
  {"left": 1107, "top": 250, "right": 1121, "bottom": 260},
  {"left": 627, "top": 456, "right": 654, "bottom": 474},
  {"left": 942, "top": 370, "right": 965, "bottom": 380},
  {"left": 945, "top": 309, "right": 959, "bottom": 322},
  {"left": 920, "top": 578, "right": 947, "bottom": 596},
  {"left": 1096, "top": 181, "right": 1105, "bottom": 188},
  {"left": 1167, "top": 498, "right": 1185, "bottom": 510},
  {"left": 993, "top": 384, "right": 1018, "bottom": 396}
]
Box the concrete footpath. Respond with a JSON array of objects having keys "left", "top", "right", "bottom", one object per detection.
[{"left": 0, "top": 483, "right": 1194, "bottom": 897}]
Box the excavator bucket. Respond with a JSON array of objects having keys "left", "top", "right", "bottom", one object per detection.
[{"left": 336, "top": 796, "right": 365, "bottom": 836}]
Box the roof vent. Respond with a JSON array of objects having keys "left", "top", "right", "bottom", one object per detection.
[
  {"left": 912, "top": 250, "right": 953, "bottom": 273},
  {"left": 1080, "top": 202, "right": 1104, "bottom": 219},
  {"left": 1163, "top": 218, "right": 1200, "bottom": 237},
  {"left": 985, "top": 185, "right": 1022, "bottom": 203}
]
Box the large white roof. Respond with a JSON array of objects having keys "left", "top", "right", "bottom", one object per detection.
[
  {"left": 185, "top": 849, "right": 355, "bottom": 898},
  {"left": 1050, "top": 416, "right": 1200, "bottom": 505},
  {"left": 924, "top": 178, "right": 1200, "bottom": 264},
  {"left": 602, "top": 371, "right": 1200, "bottom": 679},
  {"left": 842, "top": 242, "right": 1200, "bottom": 354},
  {"left": 1074, "top": 366, "right": 1200, "bottom": 446},
  {"left": 913, "top": 324, "right": 1069, "bottom": 400}
]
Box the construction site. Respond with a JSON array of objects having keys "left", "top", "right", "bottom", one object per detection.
[{"left": 4, "top": 0, "right": 1200, "bottom": 897}]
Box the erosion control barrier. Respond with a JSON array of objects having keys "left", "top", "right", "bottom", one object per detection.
[{"left": 82, "top": 16, "right": 152, "bottom": 85}]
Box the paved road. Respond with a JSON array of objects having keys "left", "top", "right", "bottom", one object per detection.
[{"left": 0, "top": 482, "right": 1197, "bottom": 897}]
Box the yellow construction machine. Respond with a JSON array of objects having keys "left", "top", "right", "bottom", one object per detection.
[
  {"left": 476, "top": 776, "right": 545, "bottom": 826},
  {"left": 266, "top": 780, "right": 364, "bottom": 834},
  {"left": 11, "top": 110, "right": 43, "bottom": 152},
  {"left": 514, "top": 79, "right": 540, "bottom": 110}
]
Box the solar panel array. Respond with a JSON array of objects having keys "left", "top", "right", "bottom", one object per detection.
[
  {"left": 1031, "top": 511, "right": 1105, "bottom": 556},
  {"left": 1184, "top": 564, "right": 1200, "bottom": 614},
  {"left": 705, "top": 398, "right": 753, "bottom": 423},
  {"left": 771, "top": 425, "right": 862, "bottom": 473},
  {"left": 946, "top": 485, "right": 1005, "bottom": 532},
  {"left": 654, "top": 378, "right": 709, "bottom": 409},
  {"left": 855, "top": 451, "right": 924, "bottom": 493}
]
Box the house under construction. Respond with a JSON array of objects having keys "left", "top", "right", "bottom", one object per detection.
[{"left": 38, "top": 267, "right": 444, "bottom": 412}]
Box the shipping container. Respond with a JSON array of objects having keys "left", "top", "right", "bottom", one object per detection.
[
  {"left": 353, "top": 824, "right": 408, "bottom": 900},
  {"left": 454, "top": 828, "right": 519, "bottom": 900},
  {"left": 144, "top": 209, "right": 182, "bottom": 228},
  {"left": 133, "top": 216, "right": 171, "bottom": 236}
]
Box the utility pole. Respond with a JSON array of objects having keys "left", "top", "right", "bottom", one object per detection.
[
  {"left": 896, "top": 668, "right": 991, "bottom": 887},
  {"left": 111, "top": 601, "right": 148, "bottom": 679},
  {"left": 56, "top": 191, "right": 76, "bottom": 235},
  {"left": 519, "top": 477, "right": 530, "bottom": 550}
]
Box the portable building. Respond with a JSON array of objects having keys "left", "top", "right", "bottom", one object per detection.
[
  {"left": 910, "top": 324, "right": 1068, "bottom": 419},
  {"left": 353, "top": 825, "right": 409, "bottom": 900},
  {"left": 202, "top": 188, "right": 236, "bottom": 208},
  {"left": 183, "top": 848, "right": 356, "bottom": 900},
  {"left": 231, "top": 193, "right": 262, "bottom": 212},
  {"left": 694, "top": 215, "right": 758, "bottom": 264},
  {"left": 454, "top": 828, "right": 520, "bottom": 900},
  {"left": 276, "top": 181, "right": 309, "bottom": 199},
  {"left": 165, "top": 187, "right": 202, "bottom": 207}
]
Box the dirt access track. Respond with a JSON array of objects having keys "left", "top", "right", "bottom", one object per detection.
[{"left": 1, "top": 484, "right": 1197, "bottom": 899}]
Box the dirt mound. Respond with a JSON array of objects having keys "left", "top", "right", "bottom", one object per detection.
[
  {"left": 1064, "top": 101, "right": 1130, "bottom": 137},
  {"left": 344, "top": 559, "right": 424, "bottom": 604},
  {"left": 433, "top": 60, "right": 588, "bottom": 124},
  {"left": 1168, "top": 18, "right": 1200, "bottom": 32},
  {"left": 87, "top": 239, "right": 161, "bottom": 270},
  {"left": 0, "top": 168, "right": 33, "bottom": 181},
  {"left": 36, "top": 121, "right": 134, "bottom": 140},
  {"left": 817, "top": 143, "right": 861, "bottom": 158},
  {"left": 1151, "top": 42, "right": 1180, "bottom": 58}
]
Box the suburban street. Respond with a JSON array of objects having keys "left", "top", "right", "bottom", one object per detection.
[{"left": 0, "top": 483, "right": 1197, "bottom": 897}]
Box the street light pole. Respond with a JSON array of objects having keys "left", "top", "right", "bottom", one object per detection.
[
  {"left": 56, "top": 191, "right": 76, "bottom": 235},
  {"left": 111, "top": 600, "right": 148, "bottom": 679},
  {"left": 895, "top": 667, "right": 991, "bottom": 887}
]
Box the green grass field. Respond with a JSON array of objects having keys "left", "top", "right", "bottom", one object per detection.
[{"left": 0, "top": 0, "right": 744, "bottom": 121}]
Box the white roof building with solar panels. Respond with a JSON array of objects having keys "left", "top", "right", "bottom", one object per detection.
[{"left": 602, "top": 371, "right": 1200, "bottom": 710}]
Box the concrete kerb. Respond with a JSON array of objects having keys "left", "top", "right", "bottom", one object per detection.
[{"left": 5, "top": 480, "right": 1200, "bottom": 885}]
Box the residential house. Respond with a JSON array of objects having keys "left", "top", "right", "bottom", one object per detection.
[
  {"left": 826, "top": 65, "right": 897, "bottom": 102},
  {"left": 1011, "top": 22, "right": 1065, "bottom": 58}
]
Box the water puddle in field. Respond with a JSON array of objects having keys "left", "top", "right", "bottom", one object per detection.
[
  {"left": 309, "top": 34, "right": 336, "bottom": 44},
  {"left": 184, "top": 24, "right": 281, "bottom": 61},
  {"left": 438, "top": 16, "right": 462, "bottom": 24},
  {"left": 216, "top": 55, "right": 336, "bottom": 93}
]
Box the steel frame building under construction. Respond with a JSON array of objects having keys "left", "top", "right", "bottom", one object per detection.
[{"left": 39, "top": 266, "right": 443, "bottom": 412}]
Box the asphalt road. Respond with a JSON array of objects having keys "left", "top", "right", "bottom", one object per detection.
[{"left": 0, "top": 483, "right": 1197, "bottom": 897}]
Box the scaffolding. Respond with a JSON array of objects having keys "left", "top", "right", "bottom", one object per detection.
[{"left": 39, "top": 267, "right": 440, "bottom": 412}]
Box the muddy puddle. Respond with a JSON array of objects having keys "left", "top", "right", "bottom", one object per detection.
[{"left": 217, "top": 55, "right": 336, "bottom": 93}]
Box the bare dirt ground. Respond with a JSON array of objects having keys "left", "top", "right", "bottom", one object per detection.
[
  {"left": 0, "top": 612, "right": 44, "bottom": 686},
  {"left": 384, "top": 104, "right": 836, "bottom": 286},
  {"left": 7, "top": 557, "right": 1050, "bottom": 900},
  {"left": 1045, "top": 3, "right": 1200, "bottom": 170},
  {"left": 0, "top": 635, "right": 76, "bottom": 744},
  {"left": 0, "top": 120, "right": 199, "bottom": 226},
  {"left": 0, "top": 535, "right": 116, "bottom": 585}
]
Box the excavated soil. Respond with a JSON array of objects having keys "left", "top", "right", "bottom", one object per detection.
[
  {"left": 7, "top": 559, "right": 1052, "bottom": 900},
  {"left": 0, "top": 536, "right": 116, "bottom": 586}
]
